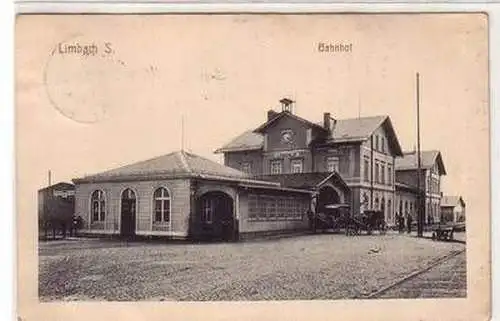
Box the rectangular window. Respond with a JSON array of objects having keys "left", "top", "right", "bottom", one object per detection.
[
  {"left": 364, "top": 158, "right": 370, "bottom": 181},
  {"left": 277, "top": 198, "right": 286, "bottom": 218},
  {"left": 268, "top": 198, "right": 277, "bottom": 219},
  {"left": 326, "top": 156, "right": 339, "bottom": 173},
  {"left": 286, "top": 198, "right": 293, "bottom": 218},
  {"left": 249, "top": 194, "right": 258, "bottom": 219},
  {"left": 381, "top": 137, "right": 385, "bottom": 153},
  {"left": 375, "top": 163, "right": 379, "bottom": 183},
  {"left": 241, "top": 162, "right": 252, "bottom": 174},
  {"left": 258, "top": 197, "right": 267, "bottom": 219},
  {"left": 270, "top": 160, "right": 283, "bottom": 175},
  {"left": 291, "top": 159, "right": 303, "bottom": 173},
  {"left": 387, "top": 165, "right": 392, "bottom": 185},
  {"left": 375, "top": 135, "right": 379, "bottom": 151},
  {"left": 380, "top": 164, "right": 385, "bottom": 184}
]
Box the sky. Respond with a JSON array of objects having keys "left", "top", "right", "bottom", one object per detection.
[{"left": 16, "top": 13, "right": 488, "bottom": 208}]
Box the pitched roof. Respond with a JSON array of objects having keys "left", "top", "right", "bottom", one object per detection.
[
  {"left": 255, "top": 172, "right": 350, "bottom": 192},
  {"left": 73, "top": 150, "right": 255, "bottom": 183},
  {"left": 215, "top": 114, "right": 403, "bottom": 156},
  {"left": 395, "top": 150, "right": 446, "bottom": 175},
  {"left": 441, "top": 196, "right": 465, "bottom": 207},
  {"left": 319, "top": 116, "right": 403, "bottom": 156},
  {"left": 215, "top": 130, "right": 264, "bottom": 153},
  {"left": 329, "top": 116, "right": 386, "bottom": 141},
  {"left": 38, "top": 182, "right": 75, "bottom": 192}
]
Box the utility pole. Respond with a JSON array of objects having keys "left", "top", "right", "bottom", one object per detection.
[
  {"left": 416, "top": 73, "right": 423, "bottom": 238},
  {"left": 181, "top": 114, "right": 185, "bottom": 151}
]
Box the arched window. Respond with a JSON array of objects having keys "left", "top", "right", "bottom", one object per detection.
[
  {"left": 122, "top": 188, "right": 136, "bottom": 200},
  {"left": 153, "top": 187, "right": 171, "bottom": 223},
  {"left": 91, "top": 190, "right": 106, "bottom": 222}
]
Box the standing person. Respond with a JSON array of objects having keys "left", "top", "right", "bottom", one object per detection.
[
  {"left": 70, "top": 214, "right": 78, "bottom": 237},
  {"left": 399, "top": 213, "right": 404, "bottom": 233},
  {"left": 75, "top": 215, "right": 83, "bottom": 237},
  {"left": 407, "top": 214, "right": 413, "bottom": 234}
]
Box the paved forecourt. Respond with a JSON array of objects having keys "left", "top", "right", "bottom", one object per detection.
[{"left": 39, "top": 233, "right": 465, "bottom": 301}]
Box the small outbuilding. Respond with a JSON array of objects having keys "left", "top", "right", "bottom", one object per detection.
[
  {"left": 38, "top": 182, "right": 75, "bottom": 230},
  {"left": 440, "top": 195, "right": 466, "bottom": 224}
]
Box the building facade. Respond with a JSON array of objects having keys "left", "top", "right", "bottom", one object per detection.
[
  {"left": 68, "top": 99, "right": 453, "bottom": 240},
  {"left": 38, "top": 182, "right": 75, "bottom": 226},
  {"left": 71, "top": 150, "right": 338, "bottom": 240},
  {"left": 395, "top": 150, "right": 446, "bottom": 224},
  {"left": 216, "top": 99, "right": 404, "bottom": 226},
  {"left": 440, "top": 195, "right": 466, "bottom": 224}
]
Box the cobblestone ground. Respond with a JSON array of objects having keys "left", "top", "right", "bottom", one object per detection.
[
  {"left": 38, "top": 234, "right": 465, "bottom": 301},
  {"left": 378, "top": 251, "right": 466, "bottom": 298}
]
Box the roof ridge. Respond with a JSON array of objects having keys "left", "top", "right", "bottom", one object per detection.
[
  {"left": 83, "top": 151, "right": 180, "bottom": 178},
  {"left": 177, "top": 150, "right": 192, "bottom": 173}
]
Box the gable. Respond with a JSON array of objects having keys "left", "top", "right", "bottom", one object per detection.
[
  {"left": 259, "top": 113, "right": 316, "bottom": 151},
  {"left": 254, "top": 111, "right": 327, "bottom": 134},
  {"left": 396, "top": 150, "right": 446, "bottom": 175}
]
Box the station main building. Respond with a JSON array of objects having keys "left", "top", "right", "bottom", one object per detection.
[{"left": 72, "top": 98, "right": 447, "bottom": 240}]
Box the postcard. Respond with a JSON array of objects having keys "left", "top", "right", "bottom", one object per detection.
[{"left": 16, "top": 13, "right": 490, "bottom": 321}]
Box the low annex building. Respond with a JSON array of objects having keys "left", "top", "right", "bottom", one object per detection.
[
  {"left": 72, "top": 150, "right": 349, "bottom": 240},
  {"left": 38, "top": 182, "right": 75, "bottom": 226},
  {"left": 440, "top": 196, "right": 466, "bottom": 224}
]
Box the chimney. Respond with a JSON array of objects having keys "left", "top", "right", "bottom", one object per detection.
[
  {"left": 323, "top": 112, "right": 331, "bottom": 132},
  {"left": 267, "top": 109, "right": 279, "bottom": 121}
]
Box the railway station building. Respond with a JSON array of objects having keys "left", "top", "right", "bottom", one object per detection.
[
  {"left": 71, "top": 98, "right": 449, "bottom": 240},
  {"left": 216, "top": 99, "right": 404, "bottom": 227}
]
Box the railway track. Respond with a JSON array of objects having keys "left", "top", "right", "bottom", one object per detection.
[{"left": 354, "top": 248, "right": 466, "bottom": 299}]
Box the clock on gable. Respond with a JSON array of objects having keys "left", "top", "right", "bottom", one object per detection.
[{"left": 280, "top": 129, "right": 295, "bottom": 144}]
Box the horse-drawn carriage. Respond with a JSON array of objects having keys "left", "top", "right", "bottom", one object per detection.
[
  {"left": 345, "top": 210, "right": 387, "bottom": 235},
  {"left": 313, "top": 205, "right": 386, "bottom": 236}
]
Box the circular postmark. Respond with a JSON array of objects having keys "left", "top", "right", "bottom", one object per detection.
[{"left": 44, "top": 34, "right": 125, "bottom": 124}]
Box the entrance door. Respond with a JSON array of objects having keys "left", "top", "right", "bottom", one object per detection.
[
  {"left": 121, "top": 188, "right": 136, "bottom": 237},
  {"left": 199, "top": 192, "right": 235, "bottom": 241},
  {"left": 317, "top": 186, "right": 340, "bottom": 214}
]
